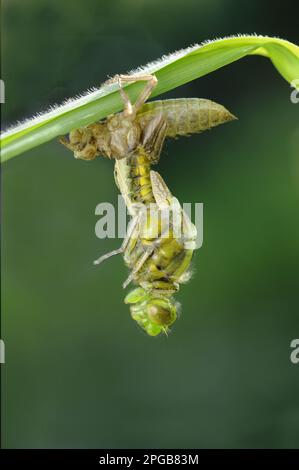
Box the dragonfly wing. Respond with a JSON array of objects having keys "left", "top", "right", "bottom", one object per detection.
[{"left": 150, "top": 170, "right": 172, "bottom": 209}]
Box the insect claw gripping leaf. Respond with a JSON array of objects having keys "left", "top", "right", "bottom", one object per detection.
[{"left": 61, "top": 74, "right": 236, "bottom": 336}]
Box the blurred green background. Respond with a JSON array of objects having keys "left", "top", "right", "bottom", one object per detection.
[{"left": 1, "top": 0, "right": 299, "bottom": 449}]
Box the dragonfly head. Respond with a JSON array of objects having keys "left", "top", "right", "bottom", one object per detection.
[
  {"left": 125, "top": 288, "right": 177, "bottom": 336},
  {"left": 60, "top": 127, "right": 99, "bottom": 160},
  {"left": 60, "top": 122, "right": 112, "bottom": 160}
]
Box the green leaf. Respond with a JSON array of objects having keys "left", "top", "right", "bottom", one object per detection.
[{"left": 1, "top": 35, "right": 299, "bottom": 163}]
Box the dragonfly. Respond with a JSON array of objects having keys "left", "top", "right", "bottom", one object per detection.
[{"left": 61, "top": 74, "right": 236, "bottom": 336}]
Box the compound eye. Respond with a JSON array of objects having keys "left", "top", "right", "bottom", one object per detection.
[
  {"left": 147, "top": 299, "right": 176, "bottom": 327},
  {"left": 69, "top": 128, "right": 84, "bottom": 145}
]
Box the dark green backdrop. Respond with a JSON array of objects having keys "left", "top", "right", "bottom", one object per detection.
[{"left": 1, "top": 0, "right": 299, "bottom": 448}]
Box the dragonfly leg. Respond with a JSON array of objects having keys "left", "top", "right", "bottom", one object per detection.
[
  {"left": 117, "top": 76, "right": 133, "bottom": 117},
  {"left": 116, "top": 73, "right": 158, "bottom": 117},
  {"left": 131, "top": 74, "right": 158, "bottom": 112},
  {"left": 122, "top": 222, "right": 172, "bottom": 289},
  {"left": 93, "top": 214, "right": 141, "bottom": 266},
  {"left": 93, "top": 247, "right": 123, "bottom": 265},
  {"left": 122, "top": 245, "right": 155, "bottom": 289}
]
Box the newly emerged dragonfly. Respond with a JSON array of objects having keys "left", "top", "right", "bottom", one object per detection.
[{"left": 61, "top": 74, "right": 236, "bottom": 336}]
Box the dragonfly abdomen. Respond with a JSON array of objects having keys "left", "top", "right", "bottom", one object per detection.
[
  {"left": 137, "top": 98, "right": 236, "bottom": 138},
  {"left": 127, "top": 149, "right": 156, "bottom": 205}
]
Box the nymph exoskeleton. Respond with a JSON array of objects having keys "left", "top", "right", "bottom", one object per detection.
[
  {"left": 60, "top": 74, "right": 236, "bottom": 162},
  {"left": 60, "top": 74, "right": 236, "bottom": 336}
]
